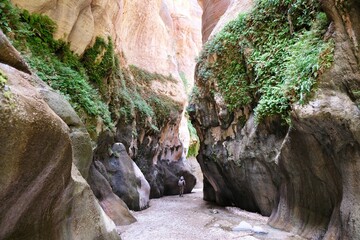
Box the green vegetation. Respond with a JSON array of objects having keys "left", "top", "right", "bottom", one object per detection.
[
  {"left": 0, "top": 69, "right": 14, "bottom": 105},
  {"left": 0, "top": 70, "right": 7, "bottom": 89},
  {"left": 0, "top": 0, "right": 182, "bottom": 135},
  {"left": 197, "top": 0, "right": 334, "bottom": 124},
  {"left": 180, "top": 72, "right": 191, "bottom": 96},
  {"left": 187, "top": 118, "right": 200, "bottom": 157},
  {"left": 0, "top": 1, "right": 113, "bottom": 129},
  {"left": 129, "top": 65, "right": 177, "bottom": 84},
  {"left": 121, "top": 66, "right": 183, "bottom": 133}
]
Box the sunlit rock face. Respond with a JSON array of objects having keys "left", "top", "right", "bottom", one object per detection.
[
  {"left": 0, "top": 30, "right": 121, "bottom": 240},
  {"left": 11, "top": 0, "right": 122, "bottom": 54},
  {"left": 10, "top": 0, "right": 202, "bottom": 199},
  {"left": 118, "top": 0, "right": 201, "bottom": 102},
  {"left": 11, "top": 0, "right": 201, "bottom": 88},
  {"left": 208, "top": 0, "right": 253, "bottom": 39},
  {"left": 197, "top": 0, "right": 230, "bottom": 43},
  {"left": 193, "top": 0, "right": 360, "bottom": 239}
]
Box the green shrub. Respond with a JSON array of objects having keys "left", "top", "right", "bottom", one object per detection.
[
  {"left": 1, "top": 0, "right": 183, "bottom": 134},
  {"left": 187, "top": 119, "right": 200, "bottom": 157},
  {"left": 1, "top": 1, "right": 113, "bottom": 128},
  {"left": 197, "top": 0, "right": 335, "bottom": 124}
]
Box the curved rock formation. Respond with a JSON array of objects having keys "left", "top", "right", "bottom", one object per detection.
[
  {"left": 92, "top": 142, "right": 151, "bottom": 211},
  {"left": 197, "top": 0, "right": 230, "bottom": 43},
  {"left": 11, "top": 0, "right": 122, "bottom": 54},
  {"left": 208, "top": 0, "right": 253, "bottom": 39},
  {"left": 269, "top": 1, "right": 360, "bottom": 238},
  {"left": 193, "top": 0, "right": 360, "bottom": 239},
  {"left": 0, "top": 31, "right": 120, "bottom": 239}
]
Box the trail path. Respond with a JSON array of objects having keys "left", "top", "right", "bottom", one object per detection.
[{"left": 117, "top": 189, "right": 304, "bottom": 240}]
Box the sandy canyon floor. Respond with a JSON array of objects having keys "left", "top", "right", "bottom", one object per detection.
[{"left": 118, "top": 189, "right": 305, "bottom": 240}]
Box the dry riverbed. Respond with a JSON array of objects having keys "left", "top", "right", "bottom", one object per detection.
[{"left": 117, "top": 189, "right": 304, "bottom": 240}]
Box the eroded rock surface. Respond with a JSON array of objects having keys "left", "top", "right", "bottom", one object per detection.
[
  {"left": 197, "top": 0, "right": 230, "bottom": 43},
  {"left": 92, "top": 141, "right": 151, "bottom": 211},
  {"left": 193, "top": 0, "right": 360, "bottom": 239},
  {"left": 269, "top": 1, "right": 360, "bottom": 238},
  {"left": 0, "top": 30, "right": 122, "bottom": 239},
  {"left": 10, "top": 0, "right": 201, "bottom": 201}
]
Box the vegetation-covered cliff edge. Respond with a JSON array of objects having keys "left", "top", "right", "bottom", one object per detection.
[{"left": 190, "top": 0, "right": 360, "bottom": 239}]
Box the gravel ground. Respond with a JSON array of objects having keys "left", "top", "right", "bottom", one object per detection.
[{"left": 117, "top": 189, "right": 305, "bottom": 240}]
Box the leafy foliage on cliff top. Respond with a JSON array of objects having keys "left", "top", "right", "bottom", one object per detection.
[
  {"left": 197, "top": 0, "right": 334, "bottom": 124},
  {"left": 1, "top": 0, "right": 183, "bottom": 135}
]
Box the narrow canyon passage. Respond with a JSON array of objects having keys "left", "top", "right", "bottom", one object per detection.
[{"left": 118, "top": 190, "right": 304, "bottom": 240}]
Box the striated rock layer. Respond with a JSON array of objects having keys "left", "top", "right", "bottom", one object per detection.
[
  {"left": 193, "top": 0, "right": 360, "bottom": 239},
  {"left": 197, "top": 0, "right": 230, "bottom": 43}
]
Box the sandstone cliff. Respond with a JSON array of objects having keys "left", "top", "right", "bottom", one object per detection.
[
  {"left": 192, "top": 0, "right": 360, "bottom": 239},
  {"left": 6, "top": 0, "right": 201, "bottom": 224}
]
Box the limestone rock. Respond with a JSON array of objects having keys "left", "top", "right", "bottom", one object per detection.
[
  {"left": 11, "top": 0, "right": 202, "bottom": 90},
  {"left": 208, "top": 0, "right": 253, "bottom": 40},
  {"left": 92, "top": 140, "right": 151, "bottom": 211},
  {"left": 33, "top": 80, "right": 93, "bottom": 179},
  {"left": 0, "top": 61, "right": 119, "bottom": 239},
  {"left": 10, "top": 0, "right": 202, "bottom": 197},
  {"left": 127, "top": 119, "right": 197, "bottom": 198},
  {"left": 11, "top": 0, "right": 122, "bottom": 55},
  {"left": 268, "top": 1, "right": 360, "bottom": 238},
  {"left": 65, "top": 164, "right": 120, "bottom": 240},
  {"left": 0, "top": 30, "right": 30, "bottom": 74},
  {"left": 193, "top": 0, "right": 360, "bottom": 239},
  {"left": 197, "top": 0, "right": 230, "bottom": 43},
  {"left": 88, "top": 161, "right": 137, "bottom": 225}
]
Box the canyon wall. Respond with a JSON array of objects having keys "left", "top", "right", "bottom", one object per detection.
[
  {"left": 0, "top": 30, "right": 123, "bottom": 240},
  {"left": 8, "top": 0, "right": 202, "bottom": 220},
  {"left": 192, "top": 0, "right": 360, "bottom": 239}
]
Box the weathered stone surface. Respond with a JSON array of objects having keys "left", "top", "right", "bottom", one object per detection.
[
  {"left": 105, "top": 143, "right": 150, "bottom": 211},
  {"left": 88, "top": 161, "right": 137, "bottom": 226},
  {"left": 0, "top": 31, "right": 120, "bottom": 239},
  {"left": 189, "top": 93, "right": 285, "bottom": 215},
  {"left": 65, "top": 164, "right": 120, "bottom": 240},
  {"left": 269, "top": 1, "right": 360, "bottom": 238},
  {"left": 120, "top": 118, "right": 197, "bottom": 198},
  {"left": 92, "top": 132, "right": 151, "bottom": 211},
  {"left": 193, "top": 0, "right": 360, "bottom": 239},
  {"left": 33, "top": 80, "right": 93, "bottom": 179},
  {"left": 197, "top": 0, "right": 230, "bottom": 43},
  {"left": 11, "top": 0, "right": 202, "bottom": 87},
  {"left": 10, "top": 0, "right": 202, "bottom": 200},
  {"left": 208, "top": 0, "right": 253, "bottom": 39},
  {"left": 0, "top": 62, "right": 119, "bottom": 239},
  {"left": 0, "top": 30, "right": 30, "bottom": 74},
  {"left": 11, "top": 0, "right": 122, "bottom": 55}
]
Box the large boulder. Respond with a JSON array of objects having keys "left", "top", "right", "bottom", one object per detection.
[
  {"left": 88, "top": 161, "right": 137, "bottom": 226},
  {"left": 0, "top": 62, "right": 119, "bottom": 239},
  {"left": 32, "top": 78, "right": 93, "bottom": 179},
  {"left": 92, "top": 132, "right": 151, "bottom": 211},
  {"left": 121, "top": 121, "right": 197, "bottom": 198},
  {"left": 0, "top": 30, "right": 120, "bottom": 240},
  {"left": 104, "top": 143, "right": 150, "bottom": 211}
]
